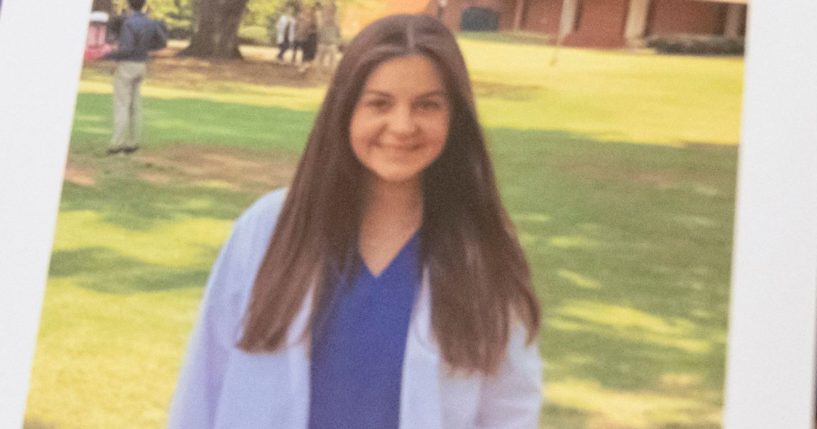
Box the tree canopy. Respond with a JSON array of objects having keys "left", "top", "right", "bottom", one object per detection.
[{"left": 104, "top": 0, "right": 363, "bottom": 59}]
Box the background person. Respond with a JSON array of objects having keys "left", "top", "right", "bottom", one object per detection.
[
  {"left": 168, "top": 14, "right": 542, "bottom": 429},
  {"left": 275, "top": 7, "right": 296, "bottom": 63},
  {"left": 315, "top": 2, "right": 340, "bottom": 75},
  {"left": 292, "top": 4, "right": 315, "bottom": 65},
  {"left": 298, "top": 2, "right": 321, "bottom": 73},
  {"left": 103, "top": 0, "right": 166, "bottom": 155}
]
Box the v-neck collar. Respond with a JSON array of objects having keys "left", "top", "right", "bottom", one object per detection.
[{"left": 359, "top": 230, "right": 421, "bottom": 282}]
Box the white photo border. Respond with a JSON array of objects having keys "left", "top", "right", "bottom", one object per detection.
[
  {"left": 723, "top": 0, "right": 817, "bottom": 427},
  {"left": 0, "top": 0, "right": 91, "bottom": 427},
  {"left": 1, "top": 0, "right": 816, "bottom": 427}
]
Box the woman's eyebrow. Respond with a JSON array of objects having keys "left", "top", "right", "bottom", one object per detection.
[
  {"left": 360, "top": 90, "right": 393, "bottom": 97},
  {"left": 361, "top": 89, "right": 446, "bottom": 98},
  {"left": 415, "top": 90, "right": 447, "bottom": 98}
]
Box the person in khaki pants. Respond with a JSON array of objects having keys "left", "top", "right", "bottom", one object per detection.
[{"left": 103, "top": 0, "right": 166, "bottom": 155}]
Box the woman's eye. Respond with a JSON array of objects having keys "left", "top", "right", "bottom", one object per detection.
[
  {"left": 416, "top": 100, "right": 443, "bottom": 111},
  {"left": 365, "top": 99, "right": 390, "bottom": 110}
]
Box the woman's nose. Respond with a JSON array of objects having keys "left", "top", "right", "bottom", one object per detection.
[{"left": 387, "top": 105, "right": 418, "bottom": 136}]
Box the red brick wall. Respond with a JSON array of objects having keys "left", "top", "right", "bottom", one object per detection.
[
  {"left": 436, "top": 0, "right": 463, "bottom": 30},
  {"left": 563, "top": 0, "right": 628, "bottom": 48},
  {"left": 648, "top": 0, "right": 726, "bottom": 35},
  {"left": 451, "top": 0, "right": 560, "bottom": 33},
  {"left": 343, "top": 0, "right": 741, "bottom": 49},
  {"left": 520, "top": 0, "right": 562, "bottom": 35},
  {"left": 495, "top": 0, "right": 519, "bottom": 30}
]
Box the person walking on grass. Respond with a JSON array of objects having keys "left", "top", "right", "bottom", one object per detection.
[
  {"left": 292, "top": 4, "right": 316, "bottom": 65},
  {"left": 103, "top": 0, "right": 166, "bottom": 155},
  {"left": 297, "top": 2, "right": 322, "bottom": 74},
  {"left": 275, "top": 7, "right": 297, "bottom": 63}
]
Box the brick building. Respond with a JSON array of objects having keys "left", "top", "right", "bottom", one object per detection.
[{"left": 341, "top": 0, "right": 748, "bottom": 48}]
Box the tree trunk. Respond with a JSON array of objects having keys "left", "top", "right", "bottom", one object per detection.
[
  {"left": 179, "top": 0, "right": 249, "bottom": 59},
  {"left": 92, "top": 0, "right": 113, "bottom": 13}
]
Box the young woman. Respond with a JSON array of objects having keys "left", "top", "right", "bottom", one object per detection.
[{"left": 168, "top": 14, "right": 542, "bottom": 429}]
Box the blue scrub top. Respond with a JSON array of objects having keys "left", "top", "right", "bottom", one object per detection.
[{"left": 309, "top": 233, "right": 421, "bottom": 429}]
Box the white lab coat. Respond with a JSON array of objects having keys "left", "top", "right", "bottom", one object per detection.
[{"left": 167, "top": 189, "right": 543, "bottom": 428}]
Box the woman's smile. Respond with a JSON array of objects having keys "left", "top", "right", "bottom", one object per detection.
[{"left": 374, "top": 140, "right": 422, "bottom": 155}]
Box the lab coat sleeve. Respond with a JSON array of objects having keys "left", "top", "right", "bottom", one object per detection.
[
  {"left": 166, "top": 220, "right": 249, "bottom": 429},
  {"left": 475, "top": 323, "right": 544, "bottom": 428}
]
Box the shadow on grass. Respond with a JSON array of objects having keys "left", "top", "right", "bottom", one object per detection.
[
  {"left": 485, "top": 127, "right": 737, "bottom": 423},
  {"left": 23, "top": 419, "right": 58, "bottom": 429},
  {"left": 58, "top": 178, "right": 256, "bottom": 231},
  {"left": 48, "top": 247, "right": 211, "bottom": 293},
  {"left": 69, "top": 93, "right": 315, "bottom": 154},
  {"left": 541, "top": 403, "right": 591, "bottom": 429},
  {"left": 472, "top": 80, "right": 543, "bottom": 101}
]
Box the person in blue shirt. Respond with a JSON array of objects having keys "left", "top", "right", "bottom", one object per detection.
[
  {"left": 103, "top": 0, "right": 166, "bottom": 155},
  {"left": 169, "top": 14, "right": 542, "bottom": 429}
]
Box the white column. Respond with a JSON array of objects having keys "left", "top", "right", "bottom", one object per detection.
[
  {"left": 624, "top": 0, "right": 651, "bottom": 45},
  {"left": 513, "top": 0, "right": 527, "bottom": 31},
  {"left": 558, "top": 0, "right": 580, "bottom": 40},
  {"left": 724, "top": 4, "right": 745, "bottom": 39}
]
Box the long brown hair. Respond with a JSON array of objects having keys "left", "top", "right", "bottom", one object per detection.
[{"left": 238, "top": 14, "right": 540, "bottom": 375}]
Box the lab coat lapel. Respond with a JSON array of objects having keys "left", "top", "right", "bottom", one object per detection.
[
  {"left": 401, "top": 270, "right": 483, "bottom": 429},
  {"left": 285, "top": 290, "right": 312, "bottom": 428},
  {"left": 400, "top": 269, "right": 444, "bottom": 429}
]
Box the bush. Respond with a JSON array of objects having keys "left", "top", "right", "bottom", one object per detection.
[
  {"left": 646, "top": 34, "right": 744, "bottom": 56},
  {"left": 238, "top": 25, "right": 271, "bottom": 46},
  {"left": 166, "top": 26, "right": 193, "bottom": 40},
  {"left": 164, "top": 16, "right": 193, "bottom": 40}
]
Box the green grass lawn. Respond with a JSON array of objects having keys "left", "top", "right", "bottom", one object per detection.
[{"left": 24, "top": 36, "right": 742, "bottom": 429}]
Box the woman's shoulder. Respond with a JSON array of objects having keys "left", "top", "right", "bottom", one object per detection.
[
  {"left": 233, "top": 188, "right": 288, "bottom": 234},
  {"left": 203, "top": 188, "right": 289, "bottom": 323},
  {"left": 218, "top": 188, "right": 288, "bottom": 278}
]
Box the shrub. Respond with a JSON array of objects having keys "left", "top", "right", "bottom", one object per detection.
[
  {"left": 163, "top": 16, "right": 193, "bottom": 40},
  {"left": 646, "top": 34, "right": 744, "bottom": 56},
  {"left": 238, "top": 25, "right": 271, "bottom": 46}
]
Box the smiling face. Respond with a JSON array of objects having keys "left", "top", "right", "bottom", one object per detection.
[{"left": 349, "top": 55, "right": 451, "bottom": 190}]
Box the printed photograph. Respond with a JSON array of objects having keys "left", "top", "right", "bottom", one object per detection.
[{"left": 23, "top": 0, "right": 747, "bottom": 428}]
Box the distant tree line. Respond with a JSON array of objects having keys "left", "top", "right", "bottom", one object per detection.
[
  {"left": 92, "top": 0, "right": 369, "bottom": 59},
  {"left": 93, "top": 0, "right": 272, "bottom": 40}
]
